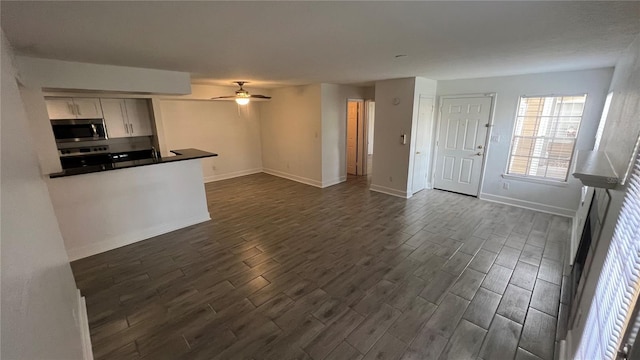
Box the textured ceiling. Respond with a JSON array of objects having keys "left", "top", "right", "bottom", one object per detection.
[{"left": 2, "top": 1, "right": 639, "bottom": 87}]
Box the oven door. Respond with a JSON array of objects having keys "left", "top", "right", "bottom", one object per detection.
[
  {"left": 59, "top": 153, "right": 113, "bottom": 170},
  {"left": 51, "top": 119, "right": 107, "bottom": 143}
]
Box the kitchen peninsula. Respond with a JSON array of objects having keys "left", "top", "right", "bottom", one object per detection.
[{"left": 47, "top": 149, "right": 217, "bottom": 261}]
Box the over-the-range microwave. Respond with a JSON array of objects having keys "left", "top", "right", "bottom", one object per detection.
[{"left": 51, "top": 118, "right": 107, "bottom": 143}]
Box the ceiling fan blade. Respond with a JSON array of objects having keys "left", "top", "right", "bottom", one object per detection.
[
  {"left": 210, "top": 95, "right": 239, "bottom": 100},
  {"left": 249, "top": 94, "right": 272, "bottom": 99}
]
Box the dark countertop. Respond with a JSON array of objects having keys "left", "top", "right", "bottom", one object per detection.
[{"left": 49, "top": 148, "right": 218, "bottom": 178}]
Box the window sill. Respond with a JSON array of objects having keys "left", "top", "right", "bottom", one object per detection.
[{"left": 501, "top": 173, "right": 570, "bottom": 187}]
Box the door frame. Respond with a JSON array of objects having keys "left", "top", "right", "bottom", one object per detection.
[
  {"left": 432, "top": 93, "right": 497, "bottom": 197},
  {"left": 362, "top": 99, "right": 374, "bottom": 176},
  {"left": 346, "top": 98, "right": 365, "bottom": 176},
  {"left": 412, "top": 95, "right": 435, "bottom": 194}
]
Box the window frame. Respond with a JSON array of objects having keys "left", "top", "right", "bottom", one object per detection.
[{"left": 505, "top": 93, "right": 588, "bottom": 183}]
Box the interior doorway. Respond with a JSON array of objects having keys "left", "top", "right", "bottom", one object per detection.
[
  {"left": 412, "top": 96, "right": 435, "bottom": 194},
  {"left": 346, "top": 99, "right": 365, "bottom": 176},
  {"left": 364, "top": 100, "right": 375, "bottom": 176}
]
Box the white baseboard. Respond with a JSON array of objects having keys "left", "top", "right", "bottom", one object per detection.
[
  {"left": 66, "top": 214, "right": 211, "bottom": 261},
  {"left": 370, "top": 184, "right": 411, "bottom": 199},
  {"left": 479, "top": 193, "right": 576, "bottom": 218},
  {"left": 570, "top": 215, "right": 578, "bottom": 265},
  {"left": 77, "top": 290, "right": 93, "bottom": 360},
  {"left": 262, "top": 168, "right": 323, "bottom": 188},
  {"left": 558, "top": 339, "right": 567, "bottom": 360},
  {"left": 203, "top": 168, "right": 262, "bottom": 183},
  {"left": 322, "top": 176, "right": 347, "bottom": 188}
]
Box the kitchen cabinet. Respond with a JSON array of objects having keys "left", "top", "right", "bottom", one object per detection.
[
  {"left": 45, "top": 97, "right": 102, "bottom": 119},
  {"left": 101, "top": 98, "right": 153, "bottom": 138},
  {"left": 124, "top": 99, "right": 153, "bottom": 137}
]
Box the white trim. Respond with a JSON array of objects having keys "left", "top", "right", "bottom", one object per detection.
[
  {"left": 370, "top": 184, "right": 412, "bottom": 199},
  {"left": 77, "top": 290, "right": 93, "bottom": 360},
  {"left": 204, "top": 168, "right": 262, "bottom": 183},
  {"left": 66, "top": 214, "right": 211, "bottom": 260},
  {"left": 501, "top": 173, "right": 570, "bottom": 187},
  {"left": 262, "top": 168, "right": 323, "bottom": 188},
  {"left": 571, "top": 214, "right": 579, "bottom": 265},
  {"left": 479, "top": 192, "right": 575, "bottom": 218},
  {"left": 558, "top": 339, "right": 567, "bottom": 360},
  {"left": 322, "top": 176, "right": 347, "bottom": 188}
]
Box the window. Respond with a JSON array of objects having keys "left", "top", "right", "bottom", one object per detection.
[{"left": 507, "top": 94, "right": 587, "bottom": 181}]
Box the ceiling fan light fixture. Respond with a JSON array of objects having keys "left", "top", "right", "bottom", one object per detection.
[{"left": 211, "top": 81, "right": 272, "bottom": 104}]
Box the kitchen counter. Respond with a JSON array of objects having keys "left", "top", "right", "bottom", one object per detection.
[{"left": 49, "top": 148, "right": 217, "bottom": 178}]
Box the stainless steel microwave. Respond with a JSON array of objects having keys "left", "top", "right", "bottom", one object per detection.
[{"left": 51, "top": 119, "right": 107, "bottom": 143}]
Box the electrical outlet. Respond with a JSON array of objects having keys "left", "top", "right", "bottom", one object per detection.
[
  {"left": 389, "top": 176, "right": 393, "bottom": 182},
  {"left": 502, "top": 182, "right": 510, "bottom": 190}
]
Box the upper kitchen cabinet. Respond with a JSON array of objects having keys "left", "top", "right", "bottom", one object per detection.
[
  {"left": 45, "top": 97, "right": 103, "bottom": 119},
  {"left": 124, "top": 99, "right": 153, "bottom": 137},
  {"left": 101, "top": 98, "right": 153, "bottom": 138}
]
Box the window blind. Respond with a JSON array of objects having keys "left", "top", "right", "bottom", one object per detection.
[{"left": 576, "top": 150, "right": 640, "bottom": 359}]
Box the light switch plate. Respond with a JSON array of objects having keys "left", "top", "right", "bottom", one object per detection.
[{"left": 490, "top": 135, "right": 500, "bottom": 143}]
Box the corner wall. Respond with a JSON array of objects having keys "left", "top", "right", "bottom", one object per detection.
[
  {"left": 371, "top": 77, "right": 437, "bottom": 198},
  {"left": 437, "top": 68, "right": 613, "bottom": 216},
  {"left": 1, "top": 32, "right": 86, "bottom": 360},
  {"left": 158, "top": 85, "right": 264, "bottom": 182},
  {"left": 370, "top": 78, "right": 417, "bottom": 197},
  {"left": 260, "top": 85, "right": 323, "bottom": 187}
]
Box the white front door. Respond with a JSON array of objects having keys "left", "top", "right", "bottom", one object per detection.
[
  {"left": 412, "top": 96, "right": 434, "bottom": 194},
  {"left": 433, "top": 96, "right": 492, "bottom": 196},
  {"left": 347, "top": 101, "right": 359, "bottom": 175}
]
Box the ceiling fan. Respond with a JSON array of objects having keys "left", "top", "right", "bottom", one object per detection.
[{"left": 211, "top": 81, "right": 271, "bottom": 105}]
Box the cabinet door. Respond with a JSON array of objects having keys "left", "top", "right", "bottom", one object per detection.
[
  {"left": 100, "top": 99, "right": 130, "bottom": 138},
  {"left": 45, "top": 98, "right": 76, "bottom": 119},
  {"left": 124, "top": 99, "right": 153, "bottom": 136},
  {"left": 73, "top": 98, "right": 103, "bottom": 118}
]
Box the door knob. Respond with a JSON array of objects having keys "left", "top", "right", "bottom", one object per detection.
[
  {"left": 416, "top": 151, "right": 421, "bottom": 154},
  {"left": 477, "top": 145, "right": 483, "bottom": 149},
  {"left": 474, "top": 152, "right": 484, "bottom": 156}
]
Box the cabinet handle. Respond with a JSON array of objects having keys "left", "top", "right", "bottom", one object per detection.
[
  {"left": 68, "top": 103, "right": 76, "bottom": 115},
  {"left": 129, "top": 123, "right": 134, "bottom": 134},
  {"left": 124, "top": 123, "right": 129, "bottom": 134},
  {"left": 75, "top": 104, "right": 81, "bottom": 116}
]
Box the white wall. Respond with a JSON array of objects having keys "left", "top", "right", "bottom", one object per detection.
[
  {"left": 371, "top": 78, "right": 417, "bottom": 197},
  {"left": 260, "top": 84, "right": 323, "bottom": 187},
  {"left": 16, "top": 56, "right": 191, "bottom": 95},
  {"left": 320, "top": 84, "right": 369, "bottom": 187},
  {"left": 159, "top": 97, "right": 263, "bottom": 182},
  {"left": 1, "top": 32, "right": 85, "bottom": 360},
  {"left": 437, "top": 68, "right": 613, "bottom": 216},
  {"left": 568, "top": 33, "right": 640, "bottom": 358},
  {"left": 47, "top": 160, "right": 211, "bottom": 261}
]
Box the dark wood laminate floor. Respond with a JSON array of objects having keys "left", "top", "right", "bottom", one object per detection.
[{"left": 72, "top": 173, "right": 571, "bottom": 360}]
